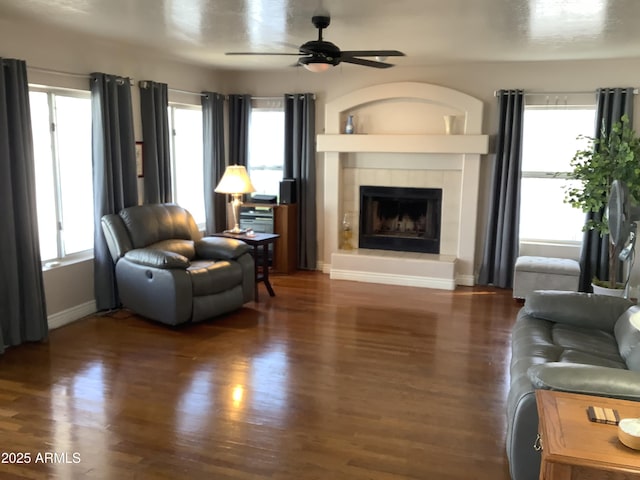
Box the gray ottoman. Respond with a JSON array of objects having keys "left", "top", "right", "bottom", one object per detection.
[{"left": 513, "top": 256, "right": 581, "bottom": 299}]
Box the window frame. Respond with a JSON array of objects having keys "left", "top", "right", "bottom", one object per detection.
[
  {"left": 247, "top": 98, "right": 285, "bottom": 198},
  {"left": 29, "top": 85, "right": 93, "bottom": 265},
  {"left": 519, "top": 103, "right": 596, "bottom": 246},
  {"left": 167, "top": 102, "right": 205, "bottom": 229}
]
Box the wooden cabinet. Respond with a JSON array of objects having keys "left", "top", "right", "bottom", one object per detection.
[{"left": 273, "top": 204, "right": 297, "bottom": 274}]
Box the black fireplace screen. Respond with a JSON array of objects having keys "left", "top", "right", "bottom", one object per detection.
[{"left": 359, "top": 186, "right": 442, "bottom": 254}]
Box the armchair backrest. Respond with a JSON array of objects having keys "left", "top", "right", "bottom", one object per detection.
[{"left": 101, "top": 203, "right": 202, "bottom": 262}]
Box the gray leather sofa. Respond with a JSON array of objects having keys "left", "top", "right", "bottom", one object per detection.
[
  {"left": 101, "top": 203, "right": 255, "bottom": 325},
  {"left": 507, "top": 291, "right": 640, "bottom": 480}
]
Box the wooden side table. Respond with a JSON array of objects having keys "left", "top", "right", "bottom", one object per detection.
[
  {"left": 536, "top": 389, "right": 640, "bottom": 480},
  {"left": 211, "top": 232, "right": 280, "bottom": 301}
]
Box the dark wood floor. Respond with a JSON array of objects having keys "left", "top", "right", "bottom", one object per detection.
[{"left": 0, "top": 272, "right": 521, "bottom": 479}]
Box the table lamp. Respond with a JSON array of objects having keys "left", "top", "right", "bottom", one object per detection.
[{"left": 214, "top": 165, "right": 256, "bottom": 234}]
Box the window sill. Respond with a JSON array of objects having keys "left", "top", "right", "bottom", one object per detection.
[
  {"left": 520, "top": 240, "right": 582, "bottom": 248},
  {"left": 42, "top": 250, "right": 93, "bottom": 271}
]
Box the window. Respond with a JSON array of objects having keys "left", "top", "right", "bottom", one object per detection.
[
  {"left": 248, "top": 99, "right": 285, "bottom": 197},
  {"left": 29, "top": 89, "right": 93, "bottom": 262},
  {"left": 168, "top": 104, "right": 205, "bottom": 226},
  {"left": 519, "top": 104, "right": 596, "bottom": 243}
]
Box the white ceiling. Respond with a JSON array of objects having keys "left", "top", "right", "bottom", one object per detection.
[{"left": 1, "top": 0, "right": 639, "bottom": 71}]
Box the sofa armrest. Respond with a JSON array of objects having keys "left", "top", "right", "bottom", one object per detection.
[
  {"left": 524, "top": 291, "right": 634, "bottom": 332},
  {"left": 124, "top": 249, "right": 190, "bottom": 269},
  {"left": 196, "top": 237, "right": 251, "bottom": 260},
  {"left": 527, "top": 362, "right": 640, "bottom": 400}
]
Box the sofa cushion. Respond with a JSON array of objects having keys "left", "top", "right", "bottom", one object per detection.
[
  {"left": 551, "top": 324, "right": 621, "bottom": 361},
  {"left": 188, "top": 260, "right": 243, "bottom": 296},
  {"left": 149, "top": 239, "right": 196, "bottom": 260},
  {"left": 558, "top": 349, "right": 627, "bottom": 369},
  {"left": 511, "top": 312, "right": 620, "bottom": 361},
  {"left": 124, "top": 249, "right": 190, "bottom": 269},
  {"left": 614, "top": 306, "right": 640, "bottom": 370}
]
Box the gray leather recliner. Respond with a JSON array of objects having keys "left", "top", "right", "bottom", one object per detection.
[
  {"left": 507, "top": 291, "right": 640, "bottom": 480},
  {"left": 101, "top": 203, "right": 255, "bottom": 325}
]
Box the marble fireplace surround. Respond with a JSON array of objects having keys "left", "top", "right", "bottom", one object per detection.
[{"left": 317, "top": 82, "right": 489, "bottom": 290}]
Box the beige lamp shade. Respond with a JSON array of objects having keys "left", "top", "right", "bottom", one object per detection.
[{"left": 214, "top": 165, "right": 256, "bottom": 194}]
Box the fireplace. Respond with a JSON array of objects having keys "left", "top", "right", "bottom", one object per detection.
[{"left": 359, "top": 186, "right": 442, "bottom": 254}]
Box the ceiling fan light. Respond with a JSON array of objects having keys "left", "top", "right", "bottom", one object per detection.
[
  {"left": 303, "top": 62, "right": 332, "bottom": 72},
  {"left": 299, "top": 56, "right": 335, "bottom": 72}
]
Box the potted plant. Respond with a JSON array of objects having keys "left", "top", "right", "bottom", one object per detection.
[{"left": 565, "top": 114, "right": 640, "bottom": 293}]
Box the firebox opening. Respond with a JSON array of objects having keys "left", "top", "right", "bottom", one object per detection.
[{"left": 359, "top": 186, "right": 442, "bottom": 254}]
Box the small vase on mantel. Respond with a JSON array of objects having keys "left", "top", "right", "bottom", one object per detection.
[
  {"left": 345, "top": 115, "right": 355, "bottom": 134},
  {"left": 444, "top": 115, "right": 456, "bottom": 135}
]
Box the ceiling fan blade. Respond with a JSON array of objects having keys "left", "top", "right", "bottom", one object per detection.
[
  {"left": 340, "top": 50, "right": 405, "bottom": 58},
  {"left": 225, "top": 52, "right": 301, "bottom": 56},
  {"left": 341, "top": 57, "right": 395, "bottom": 69}
]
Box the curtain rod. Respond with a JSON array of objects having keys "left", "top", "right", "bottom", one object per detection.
[
  {"left": 28, "top": 66, "right": 90, "bottom": 79},
  {"left": 168, "top": 87, "right": 206, "bottom": 97},
  {"left": 167, "top": 92, "right": 316, "bottom": 100},
  {"left": 29, "top": 67, "right": 316, "bottom": 99},
  {"left": 28, "top": 66, "right": 135, "bottom": 85},
  {"left": 494, "top": 89, "right": 639, "bottom": 97},
  {"left": 230, "top": 94, "right": 316, "bottom": 100}
]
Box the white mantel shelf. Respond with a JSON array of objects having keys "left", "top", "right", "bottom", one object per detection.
[{"left": 316, "top": 134, "right": 489, "bottom": 154}]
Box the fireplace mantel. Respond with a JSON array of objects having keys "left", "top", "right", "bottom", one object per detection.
[
  {"left": 317, "top": 134, "right": 489, "bottom": 154},
  {"left": 320, "top": 82, "right": 487, "bottom": 289}
]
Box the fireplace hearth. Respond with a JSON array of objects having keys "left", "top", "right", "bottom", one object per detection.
[{"left": 359, "top": 186, "right": 442, "bottom": 254}]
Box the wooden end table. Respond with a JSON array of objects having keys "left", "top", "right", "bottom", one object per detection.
[
  {"left": 535, "top": 389, "right": 640, "bottom": 480},
  {"left": 211, "top": 232, "right": 280, "bottom": 301}
]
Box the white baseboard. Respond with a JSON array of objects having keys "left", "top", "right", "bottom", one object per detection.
[
  {"left": 456, "top": 274, "right": 475, "bottom": 286},
  {"left": 48, "top": 300, "right": 96, "bottom": 330},
  {"left": 330, "top": 269, "right": 456, "bottom": 290}
]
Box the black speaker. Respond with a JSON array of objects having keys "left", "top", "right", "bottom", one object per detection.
[{"left": 279, "top": 178, "right": 296, "bottom": 204}]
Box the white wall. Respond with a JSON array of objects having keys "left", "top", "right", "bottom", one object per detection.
[{"left": 5, "top": 15, "right": 640, "bottom": 319}]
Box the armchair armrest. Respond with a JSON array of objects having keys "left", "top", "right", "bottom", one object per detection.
[
  {"left": 196, "top": 237, "right": 251, "bottom": 260},
  {"left": 524, "top": 291, "right": 633, "bottom": 332},
  {"left": 527, "top": 362, "right": 640, "bottom": 400},
  {"left": 124, "top": 249, "right": 190, "bottom": 269}
]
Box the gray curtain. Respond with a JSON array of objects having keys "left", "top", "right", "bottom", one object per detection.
[
  {"left": 284, "top": 93, "right": 317, "bottom": 270},
  {"left": 228, "top": 94, "right": 251, "bottom": 166},
  {"left": 202, "top": 92, "right": 226, "bottom": 234},
  {"left": 579, "top": 87, "right": 634, "bottom": 292},
  {"left": 0, "top": 58, "right": 48, "bottom": 353},
  {"left": 139, "top": 80, "right": 171, "bottom": 204},
  {"left": 91, "top": 72, "right": 138, "bottom": 310},
  {"left": 478, "top": 89, "right": 524, "bottom": 288}
]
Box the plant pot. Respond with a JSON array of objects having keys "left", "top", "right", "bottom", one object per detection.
[{"left": 591, "top": 283, "right": 626, "bottom": 297}]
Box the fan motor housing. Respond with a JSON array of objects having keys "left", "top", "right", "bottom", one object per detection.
[{"left": 300, "top": 40, "right": 341, "bottom": 62}]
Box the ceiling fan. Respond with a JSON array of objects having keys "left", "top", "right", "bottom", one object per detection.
[{"left": 226, "top": 15, "right": 405, "bottom": 72}]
